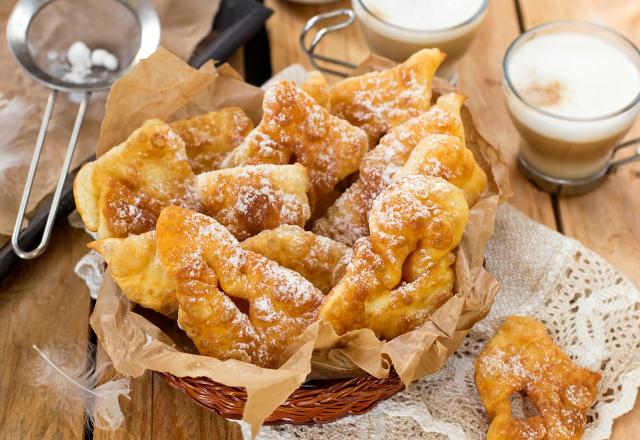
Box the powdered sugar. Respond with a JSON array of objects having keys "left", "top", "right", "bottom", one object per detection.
[
  {"left": 221, "top": 80, "right": 368, "bottom": 207},
  {"left": 157, "top": 207, "right": 323, "bottom": 368},
  {"left": 313, "top": 94, "right": 465, "bottom": 246},
  {"left": 197, "top": 164, "right": 311, "bottom": 241}
]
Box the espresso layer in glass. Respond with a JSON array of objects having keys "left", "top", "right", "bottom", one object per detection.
[{"left": 510, "top": 116, "right": 630, "bottom": 179}]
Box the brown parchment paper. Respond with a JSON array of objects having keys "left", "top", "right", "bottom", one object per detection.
[
  {"left": 90, "top": 50, "right": 512, "bottom": 437},
  {"left": 0, "top": 0, "right": 220, "bottom": 236}
]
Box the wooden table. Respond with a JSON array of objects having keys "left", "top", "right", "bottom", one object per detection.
[{"left": 1, "top": 0, "right": 638, "bottom": 438}]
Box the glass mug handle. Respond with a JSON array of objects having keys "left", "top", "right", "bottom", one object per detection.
[
  {"left": 609, "top": 137, "right": 640, "bottom": 172},
  {"left": 300, "top": 9, "right": 357, "bottom": 77}
]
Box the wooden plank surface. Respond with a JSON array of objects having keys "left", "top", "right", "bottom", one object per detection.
[
  {"left": 517, "top": 1, "right": 640, "bottom": 439},
  {"left": 3, "top": 1, "right": 638, "bottom": 439},
  {"left": 456, "top": 0, "right": 556, "bottom": 227},
  {"left": 0, "top": 223, "right": 92, "bottom": 440}
]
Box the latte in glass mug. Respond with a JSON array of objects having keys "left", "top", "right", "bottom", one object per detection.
[
  {"left": 352, "top": 0, "right": 488, "bottom": 80},
  {"left": 504, "top": 22, "right": 640, "bottom": 180}
]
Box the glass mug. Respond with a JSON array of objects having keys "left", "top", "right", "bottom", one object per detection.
[
  {"left": 503, "top": 21, "right": 640, "bottom": 195},
  {"left": 300, "top": 0, "right": 489, "bottom": 82}
]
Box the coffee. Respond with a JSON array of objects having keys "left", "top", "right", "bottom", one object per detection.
[
  {"left": 505, "top": 27, "right": 640, "bottom": 179},
  {"left": 353, "top": 0, "right": 487, "bottom": 79}
]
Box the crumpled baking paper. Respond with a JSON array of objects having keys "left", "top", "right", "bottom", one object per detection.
[{"left": 88, "top": 50, "right": 512, "bottom": 437}]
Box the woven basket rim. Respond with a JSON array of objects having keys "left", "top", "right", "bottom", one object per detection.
[{"left": 163, "top": 370, "right": 405, "bottom": 425}]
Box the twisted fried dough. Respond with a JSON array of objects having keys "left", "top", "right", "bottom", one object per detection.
[
  {"left": 330, "top": 48, "right": 445, "bottom": 145},
  {"left": 221, "top": 80, "right": 368, "bottom": 208},
  {"left": 241, "top": 225, "right": 350, "bottom": 293},
  {"left": 313, "top": 93, "right": 473, "bottom": 246},
  {"left": 320, "top": 175, "right": 469, "bottom": 339},
  {"left": 73, "top": 119, "right": 200, "bottom": 239},
  {"left": 394, "top": 133, "right": 488, "bottom": 206},
  {"left": 197, "top": 164, "right": 311, "bottom": 240},
  {"left": 88, "top": 231, "right": 177, "bottom": 315},
  {"left": 170, "top": 107, "right": 253, "bottom": 173},
  {"left": 156, "top": 206, "right": 323, "bottom": 367},
  {"left": 475, "top": 316, "right": 601, "bottom": 440}
]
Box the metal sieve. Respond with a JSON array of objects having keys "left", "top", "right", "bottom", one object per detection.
[{"left": 6, "top": 0, "right": 160, "bottom": 259}]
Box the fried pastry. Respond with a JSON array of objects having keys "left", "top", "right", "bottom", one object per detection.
[
  {"left": 241, "top": 225, "right": 350, "bottom": 293},
  {"left": 330, "top": 48, "right": 445, "bottom": 145},
  {"left": 170, "top": 107, "right": 253, "bottom": 173},
  {"left": 221, "top": 80, "right": 368, "bottom": 208},
  {"left": 394, "top": 133, "right": 487, "bottom": 206},
  {"left": 320, "top": 175, "right": 469, "bottom": 339},
  {"left": 156, "top": 206, "right": 323, "bottom": 367},
  {"left": 475, "top": 316, "right": 601, "bottom": 440},
  {"left": 197, "top": 164, "right": 311, "bottom": 240},
  {"left": 88, "top": 231, "right": 177, "bottom": 315},
  {"left": 73, "top": 119, "right": 200, "bottom": 239},
  {"left": 301, "top": 70, "right": 331, "bottom": 110},
  {"left": 313, "top": 93, "right": 469, "bottom": 245}
]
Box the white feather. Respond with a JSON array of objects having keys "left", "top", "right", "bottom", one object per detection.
[
  {"left": 32, "top": 344, "right": 130, "bottom": 430},
  {"left": 0, "top": 95, "right": 34, "bottom": 173}
]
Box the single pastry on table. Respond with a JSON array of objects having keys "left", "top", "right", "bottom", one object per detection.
[
  {"left": 475, "top": 316, "right": 601, "bottom": 440},
  {"left": 221, "top": 80, "right": 369, "bottom": 208},
  {"left": 88, "top": 231, "right": 177, "bottom": 315},
  {"left": 320, "top": 174, "right": 469, "bottom": 339},
  {"left": 314, "top": 93, "right": 486, "bottom": 246},
  {"left": 73, "top": 119, "right": 200, "bottom": 239},
  {"left": 170, "top": 107, "right": 253, "bottom": 173},
  {"left": 155, "top": 206, "right": 324, "bottom": 368},
  {"left": 197, "top": 163, "right": 311, "bottom": 240},
  {"left": 330, "top": 48, "right": 445, "bottom": 146},
  {"left": 241, "top": 225, "right": 350, "bottom": 294}
]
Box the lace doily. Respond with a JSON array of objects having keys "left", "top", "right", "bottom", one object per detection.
[{"left": 237, "top": 204, "right": 640, "bottom": 440}]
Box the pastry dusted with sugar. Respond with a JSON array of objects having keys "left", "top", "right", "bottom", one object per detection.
[
  {"left": 170, "top": 107, "right": 253, "bottom": 173},
  {"left": 221, "top": 80, "right": 368, "bottom": 208},
  {"left": 394, "top": 133, "right": 487, "bottom": 206},
  {"left": 241, "top": 225, "right": 350, "bottom": 294},
  {"left": 313, "top": 93, "right": 470, "bottom": 246},
  {"left": 320, "top": 175, "right": 469, "bottom": 339},
  {"left": 197, "top": 164, "right": 311, "bottom": 241},
  {"left": 73, "top": 119, "right": 200, "bottom": 239},
  {"left": 88, "top": 231, "right": 177, "bottom": 315},
  {"left": 330, "top": 48, "right": 445, "bottom": 145},
  {"left": 301, "top": 70, "right": 331, "bottom": 110},
  {"left": 156, "top": 206, "right": 323, "bottom": 368},
  {"left": 475, "top": 316, "right": 601, "bottom": 440}
]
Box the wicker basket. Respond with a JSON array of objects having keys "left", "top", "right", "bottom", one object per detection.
[{"left": 163, "top": 371, "right": 405, "bottom": 424}]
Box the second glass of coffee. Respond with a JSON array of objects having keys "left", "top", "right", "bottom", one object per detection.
[{"left": 503, "top": 21, "right": 640, "bottom": 192}]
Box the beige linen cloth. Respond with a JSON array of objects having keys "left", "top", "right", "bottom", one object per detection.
[{"left": 0, "top": 0, "right": 220, "bottom": 236}]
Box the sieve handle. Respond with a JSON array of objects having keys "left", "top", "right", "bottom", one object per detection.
[
  {"left": 300, "top": 9, "right": 357, "bottom": 77},
  {"left": 609, "top": 137, "right": 640, "bottom": 171},
  {"left": 11, "top": 90, "right": 91, "bottom": 260}
]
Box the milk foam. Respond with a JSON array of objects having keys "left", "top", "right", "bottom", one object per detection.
[
  {"left": 508, "top": 33, "right": 640, "bottom": 119},
  {"left": 361, "top": 0, "right": 485, "bottom": 31},
  {"left": 506, "top": 32, "right": 640, "bottom": 145}
]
